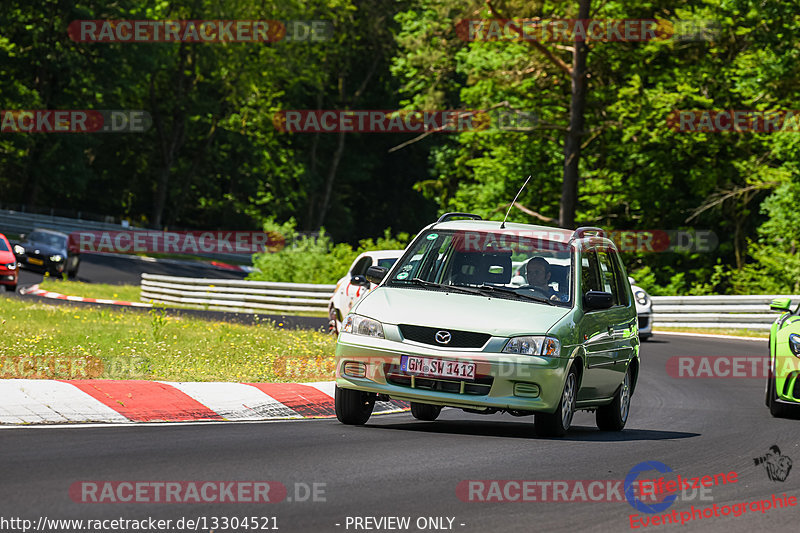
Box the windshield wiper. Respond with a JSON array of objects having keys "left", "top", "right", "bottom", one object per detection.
[
  {"left": 475, "top": 284, "right": 556, "bottom": 305},
  {"left": 408, "top": 278, "right": 482, "bottom": 295}
]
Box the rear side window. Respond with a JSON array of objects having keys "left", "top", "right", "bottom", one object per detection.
[
  {"left": 596, "top": 251, "right": 620, "bottom": 306},
  {"left": 610, "top": 252, "right": 630, "bottom": 306},
  {"left": 581, "top": 252, "right": 603, "bottom": 293}
]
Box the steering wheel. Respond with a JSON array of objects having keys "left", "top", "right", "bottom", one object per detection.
[{"left": 520, "top": 285, "right": 552, "bottom": 298}]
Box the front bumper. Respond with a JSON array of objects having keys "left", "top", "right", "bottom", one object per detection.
[
  {"left": 18, "top": 256, "right": 64, "bottom": 274},
  {"left": 0, "top": 268, "right": 17, "bottom": 285},
  {"left": 773, "top": 354, "right": 800, "bottom": 403},
  {"left": 335, "top": 331, "right": 571, "bottom": 414},
  {"left": 638, "top": 312, "right": 653, "bottom": 337}
]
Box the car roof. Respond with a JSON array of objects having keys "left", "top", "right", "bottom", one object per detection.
[
  {"left": 432, "top": 219, "right": 569, "bottom": 234},
  {"left": 427, "top": 219, "right": 616, "bottom": 248},
  {"left": 361, "top": 249, "right": 405, "bottom": 259}
]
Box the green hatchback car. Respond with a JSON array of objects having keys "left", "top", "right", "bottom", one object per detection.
[
  {"left": 766, "top": 298, "right": 800, "bottom": 417},
  {"left": 334, "top": 213, "right": 640, "bottom": 437}
]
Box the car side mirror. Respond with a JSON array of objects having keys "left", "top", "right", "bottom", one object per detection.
[
  {"left": 365, "top": 265, "right": 388, "bottom": 285},
  {"left": 770, "top": 298, "right": 792, "bottom": 312},
  {"left": 584, "top": 290, "right": 614, "bottom": 311},
  {"left": 350, "top": 274, "right": 370, "bottom": 287},
  {"left": 628, "top": 276, "right": 635, "bottom": 285}
]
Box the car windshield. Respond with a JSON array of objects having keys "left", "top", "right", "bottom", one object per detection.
[
  {"left": 388, "top": 229, "right": 572, "bottom": 306},
  {"left": 0, "top": 239, "right": 8, "bottom": 252},
  {"left": 28, "top": 232, "right": 66, "bottom": 248}
]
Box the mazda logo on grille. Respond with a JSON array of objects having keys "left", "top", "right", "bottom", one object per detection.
[{"left": 435, "top": 330, "right": 452, "bottom": 344}]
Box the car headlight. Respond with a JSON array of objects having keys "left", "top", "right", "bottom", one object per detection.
[
  {"left": 4, "top": 262, "right": 16, "bottom": 270},
  {"left": 50, "top": 254, "right": 63, "bottom": 262},
  {"left": 13, "top": 245, "right": 25, "bottom": 255},
  {"left": 342, "top": 314, "right": 384, "bottom": 338},
  {"left": 789, "top": 334, "right": 800, "bottom": 357},
  {"left": 634, "top": 290, "right": 649, "bottom": 305},
  {"left": 503, "top": 336, "right": 561, "bottom": 356}
]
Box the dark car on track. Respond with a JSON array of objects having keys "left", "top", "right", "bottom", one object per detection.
[
  {"left": 13, "top": 229, "right": 80, "bottom": 278},
  {"left": 0, "top": 233, "right": 18, "bottom": 292}
]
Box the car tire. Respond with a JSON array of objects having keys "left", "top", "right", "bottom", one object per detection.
[
  {"left": 596, "top": 366, "right": 632, "bottom": 431},
  {"left": 5, "top": 284, "right": 16, "bottom": 292},
  {"left": 534, "top": 367, "right": 577, "bottom": 438},
  {"left": 335, "top": 385, "right": 375, "bottom": 425},
  {"left": 410, "top": 402, "right": 442, "bottom": 421}
]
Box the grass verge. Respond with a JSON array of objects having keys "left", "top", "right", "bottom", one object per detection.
[
  {"left": 39, "top": 279, "right": 141, "bottom": 302},
  {"left": 0, "top": 297, "right": 337, "bottom": 382},
  {"left": 654, "top": 327, "right": 769, "bottom": 339}
]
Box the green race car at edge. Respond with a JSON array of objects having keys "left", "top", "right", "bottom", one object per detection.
[{"left": 766, "top": 297, "right": 800, "bottom": 417}]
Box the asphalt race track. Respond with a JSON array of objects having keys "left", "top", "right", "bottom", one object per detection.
[
  {"left": 16, "top": 252, "right": 248, "bottom": 288},
  {"left": 1, "top": 334, "right": 798, "bottom": 532},
  {"left": 12, "top": 253, "right": 328, "bottom": 330}
]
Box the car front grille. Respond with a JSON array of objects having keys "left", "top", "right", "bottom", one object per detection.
[
  {"left": 398, "top": 324, "right": 490, "bottom": 349},
  {"left": 384, "top": 364, "right": 493, "bottom": 396},
  {"left": 638, "top": 315, "right": 649, "bottom": 329}
]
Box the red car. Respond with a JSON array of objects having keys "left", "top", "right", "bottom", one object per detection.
[{"left": 0, "top": 233, "right": 18, "bottom": 292}]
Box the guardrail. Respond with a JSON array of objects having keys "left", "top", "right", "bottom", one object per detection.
[
  {"left": 141, "top": 273, "right": 335, "bottom": 314},
  {"left": 652, "top": 295, "right": 800, "bottom": 330},
  {"left": 139, "top": 276, "right": 800, "bottom": 326}
]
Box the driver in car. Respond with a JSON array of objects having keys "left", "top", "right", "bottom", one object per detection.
[{"left": 525, "top": 257, "right": 560, "bottom": 301}]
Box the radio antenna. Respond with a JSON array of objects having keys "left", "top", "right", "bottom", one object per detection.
[{"left": 500, "top": 175, "right": 531, "bottom": 229}]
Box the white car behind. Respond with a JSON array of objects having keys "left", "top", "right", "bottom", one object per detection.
[
  {"left": 629, "top": 276, "right": 653, "bottom": 340},
  {"left": 329, "top": 250, "right": 404, "bottom": 333}
]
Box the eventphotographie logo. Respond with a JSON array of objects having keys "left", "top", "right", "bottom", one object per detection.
[{"left": 753, "top": 446, "right": 792, "bottom": 482}]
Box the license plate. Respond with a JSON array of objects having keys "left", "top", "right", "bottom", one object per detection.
[
  {"left": 28, "top": 258, "right": 43, "bottom": 265},
  {"left": 401, "top": 355, "right": 475, "bottom": 380}
]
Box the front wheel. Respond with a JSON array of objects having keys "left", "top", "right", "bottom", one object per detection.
[
  {"left": 596, "top": 367, "right": 632, "bottom": 431},
  {"left": 410, "top": 402, "right": 442, "bottom": 421},
  {"left": 335, "top": 385, "right": 375, "bottom": 425},
  {"left": 534, "top": 368, "right": 577, "bottom": 438}
]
